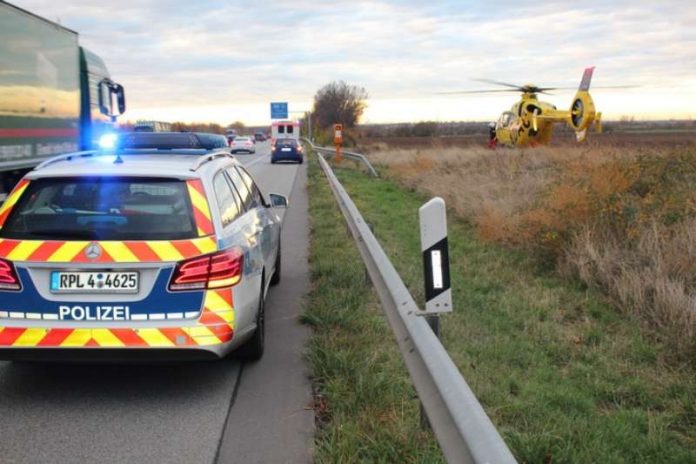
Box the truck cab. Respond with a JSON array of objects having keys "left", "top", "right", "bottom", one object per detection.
[{"left": 0, "top": 2, "right": 125, "bottom": 200}]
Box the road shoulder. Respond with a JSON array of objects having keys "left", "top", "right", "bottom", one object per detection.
[{"left": 216, "top": 162, "right": 314, "bottom": 464}]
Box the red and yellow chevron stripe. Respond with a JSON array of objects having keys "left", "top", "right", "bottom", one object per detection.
[
  {"left": 0, "top": 236, "right": 218, "bottom": 263},
  {"left": 0, "top": 289, "right": 235, "bottom": 348},
  {"left": 187, "top": 179, "right": 214, "bottom": 236},
  {"left": 0, "top": 179, "right": 29, "bottom": 229}
]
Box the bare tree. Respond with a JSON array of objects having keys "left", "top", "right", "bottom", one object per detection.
[{"left": 312, "top": 81, "right": 368, "bottom": 130}]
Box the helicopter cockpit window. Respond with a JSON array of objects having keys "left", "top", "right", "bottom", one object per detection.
[{"left": 499, "top": 111, "right": 515, "bottom": 128}]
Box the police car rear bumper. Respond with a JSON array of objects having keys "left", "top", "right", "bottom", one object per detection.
[
  {"left": 0, "top": 344, "right": 232, "bottom": 362},
  {"left": 0, "top": 322, "right": 237, "bottom": 361}
]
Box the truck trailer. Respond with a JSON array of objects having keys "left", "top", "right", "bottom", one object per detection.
[{"left": 0, "top": 1, "right": 125, "bottom": 198}]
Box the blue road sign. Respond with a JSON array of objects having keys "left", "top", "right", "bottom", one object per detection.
[{"left": 270, "top": 102, "right": 288, "bottom": 119}]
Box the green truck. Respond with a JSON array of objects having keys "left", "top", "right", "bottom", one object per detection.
[{"left": 0, "top": 1, "right": 125, "bottom": 198}]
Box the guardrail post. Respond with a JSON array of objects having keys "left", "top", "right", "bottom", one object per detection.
[
  {"left": 366, "top": 223, "right": 374, "bottom": 284},
  {"left": 420, "top": 314, "right": 441, "bottom": 430}
]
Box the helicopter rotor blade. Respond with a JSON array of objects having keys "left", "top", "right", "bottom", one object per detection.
[
  {"left": 435, "top": 89, "right": 522, "bottom": 95},
  {"left": 435, "top": 83, "right": 638, "bottom": 96},
  {"left": 590, "top": 85, "right": 637, "bottom": 89},
  {"left": 474, "top": 78, "right": 525, "bottom": 90},
  {"left": 537, "top": 85, "right": 637, "bottom": 92}
]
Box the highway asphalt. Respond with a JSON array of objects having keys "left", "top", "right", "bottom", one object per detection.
[{"left": 0, "top": 141, "right": 315, "bottom": 463}]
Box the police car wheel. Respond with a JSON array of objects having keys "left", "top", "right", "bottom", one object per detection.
[
  {"left": 236, "top": 284, "right": 265, "bottom": 361},
  {"left": 270, "top": 242, "right": 281, "bottom": 286}
]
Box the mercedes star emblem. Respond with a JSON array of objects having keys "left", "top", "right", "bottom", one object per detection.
[{"left": 85, "top": 242, "right": 102, "bottom": 261}]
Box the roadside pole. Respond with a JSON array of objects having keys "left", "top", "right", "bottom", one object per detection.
[
  {"left": 418, "top": 197, "right": 452, "bottom": 429},
  {"left": 334, "top": 123, "right": 343, "bottom": 164}
]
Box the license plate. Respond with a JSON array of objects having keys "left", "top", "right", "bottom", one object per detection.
[
  {"left": 50, "top": 271, "right": 139, "bottom": 294},
  {"left": 281, "top": 147, "right": 291, "bottom": 152}
]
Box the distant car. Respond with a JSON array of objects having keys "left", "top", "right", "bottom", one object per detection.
[
  {"left": 271, "top": 138, "right": 303, "bottom": 164},
  {"left": 254, "top": 132, "right": 266, "bottom": 142},
  {"left": 0, "top": 133, "right": 288, "bottom": 361},
  {"left": 230, "top": 136, "right": 256, "bottom": 154}
]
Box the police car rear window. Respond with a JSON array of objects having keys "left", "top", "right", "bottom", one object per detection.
[{"left": 0, "top": 177, "right": 198, "bottom": 241}]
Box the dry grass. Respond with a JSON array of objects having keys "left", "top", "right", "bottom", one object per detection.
[
  {"left": 367, "top": 139, "right": 696, "bottom": 362},
  {"left": 562, "top": 220, "right": 696, "bottom": 355}
]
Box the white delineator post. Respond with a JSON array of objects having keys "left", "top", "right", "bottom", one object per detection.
[
  {"left": 419, "top": 197, "right": 452, "bottom": 314},
  {"left": 418, "top": 197, "right": 452, "bottom": 430}
]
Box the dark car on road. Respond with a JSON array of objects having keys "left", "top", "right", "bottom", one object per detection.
[
  {"left": 254, "top": 132, "right": 266, "bottom": 142},
  {"left": 271, "top": 138, "right": 303, "bottom": 164}
]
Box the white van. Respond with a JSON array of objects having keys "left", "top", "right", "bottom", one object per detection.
[{"left": 271, "top": 121, "right": 299, "bottom": 142}]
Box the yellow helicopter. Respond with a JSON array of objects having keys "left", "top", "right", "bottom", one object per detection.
[{"left": 443, "top": 67, "right": 607, "bottom": 147}]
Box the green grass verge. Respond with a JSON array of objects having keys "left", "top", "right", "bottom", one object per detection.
[
  {"left": 305, "top": 154, "right": 696, "bottom": 463},
  {"left": 304, "top": 154, "right": 444, "bottom": 463}
]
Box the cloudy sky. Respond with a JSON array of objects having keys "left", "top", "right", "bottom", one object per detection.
[{"left": 10, "top": 0, "right": 696, "bottom": 125}]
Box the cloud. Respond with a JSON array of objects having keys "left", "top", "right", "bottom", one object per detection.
[{"left": 7, "top": 0, "right": 696, "bottom": 122}]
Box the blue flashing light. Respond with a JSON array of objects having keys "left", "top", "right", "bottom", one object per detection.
[{"left": 99, "top": 133, "right": 118, "bottom": 149}]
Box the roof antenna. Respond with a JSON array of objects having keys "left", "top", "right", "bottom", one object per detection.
[{"left": 114, "top": 153, "right": 123, "bottom": 164}]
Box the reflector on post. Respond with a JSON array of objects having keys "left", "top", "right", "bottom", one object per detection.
[{"left": 419, "top": 197, "right": 452, "bottom": 314}]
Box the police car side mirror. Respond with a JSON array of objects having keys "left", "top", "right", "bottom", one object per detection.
[{"left": 269, "top": 193, "right": 288, "bottom": 208}]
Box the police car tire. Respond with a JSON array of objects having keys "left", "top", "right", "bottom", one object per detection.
[
  {"left": 236, "top": 285, "right": 265, "bottom": 361},
  {"left": 270, "top": 242, "right": 281, "bottom": 286}
]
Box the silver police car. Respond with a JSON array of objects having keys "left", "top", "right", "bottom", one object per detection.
[{"left": 0, "top": 132, "right": 286, "bottom": 361}]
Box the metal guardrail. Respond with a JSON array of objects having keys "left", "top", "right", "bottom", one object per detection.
[
  {"left": 313, "top": 149, "right": 517, "bottom": 463},
  {"left": 301, "top": 138, "right": 379, "bottom": 177}
]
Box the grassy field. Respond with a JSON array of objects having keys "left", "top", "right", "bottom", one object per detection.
[
  {"left": 365, "top": 140, "right": 696, "bottom": 364},
  {"left": 305, "top": 147, "right": 696, "bottom": 463}
]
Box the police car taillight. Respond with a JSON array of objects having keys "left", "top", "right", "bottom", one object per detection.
[
  {"left": 168, "top": 248, "right": 243, "bottom": 291},
  {"left": 0, "top": 258, "right": 21, "bottom": 291}
]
